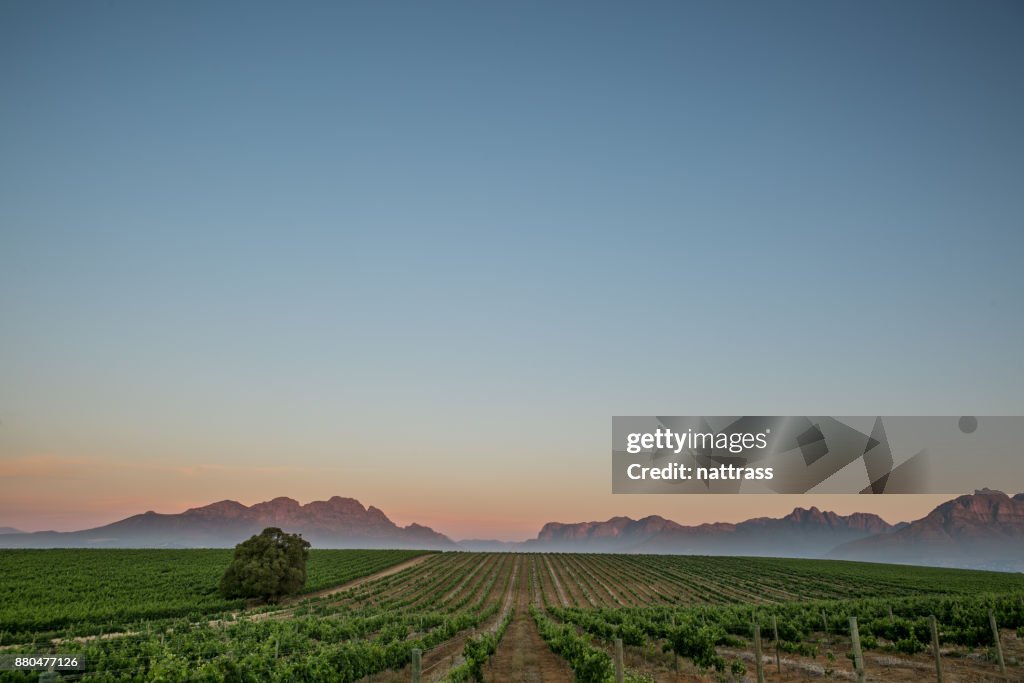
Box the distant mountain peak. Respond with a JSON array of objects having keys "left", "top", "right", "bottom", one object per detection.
[
  {"left": 0, "top": 496, "right": 453, "bottom": 550},
  {"left": 529, "top": 506, "right": 892, "bottom": 553},
  {"left": 830, "top": 490, "right": 1024, "bottom": 571},
  {"left": 267, "top": 496, "right": 300, "bottom": 505},
  {"left": 183, "top": 500, "right": 250, "bottom": 520},
  {"left": 187, "top": 499, "right": 246, "bottom": 513},
  {"left": 784, "top": 506, "right": 829, "bottom": 522}
]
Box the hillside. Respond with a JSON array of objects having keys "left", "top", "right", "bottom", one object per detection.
[
  {"left": 829, "top": 489, "right": 1024, "bottom": 571},
  {"left": 0, "top": 496, "right": 454, "bottom": 549},
  {"left": 523, "top": 507, "right": 894, "bottom": 556}
]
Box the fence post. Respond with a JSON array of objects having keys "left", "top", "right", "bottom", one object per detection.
[
  {"left": 929, "top": 615, "right": 943, "bottom": 683},
  {"left": 614, "top": 637, "right": 624, "bottom": 683},
  {"left": 411, "top": 648, "right": 422, "bottom": 683},
  {"left": 849, "top": 616, "right": 865, "bottom": 683},
  {"left": 671, "top": 614, "right": 678, "bottom": 672},
  {"left": 821, "top": 610, "right": 830, "bottom": 648},
  {"left": 888, "top": 605, "right": 894, "bottom": 624},
  {"left": 988, "top": 609, "right": 1006, "bottom": 675},
  {"left": 771, "top": 614, "right": 781, "bottom": 673},
  {"left": 753, "top": 623, "right": 765, "bottom": 683}
]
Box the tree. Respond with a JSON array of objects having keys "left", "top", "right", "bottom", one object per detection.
[{"left": 219, "top": 527, "right": 311, "bottom": 602}]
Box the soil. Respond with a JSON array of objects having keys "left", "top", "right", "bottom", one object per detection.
[
  {"left": 484, "top": 557, "right": 575, "bottom": 683},
  {"left": 372, "top": 554, "right": 521, "bottom": 682},
  {"left": 286, "top": 553, "right": 434, "bottom": 604},
  {"left": 615, "top": 630, "right": 1024, "bottom": 682}
]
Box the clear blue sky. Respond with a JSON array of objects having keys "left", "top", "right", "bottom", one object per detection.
[{"left": 1, "top": 1, "right": 1022, "bottom": 537}]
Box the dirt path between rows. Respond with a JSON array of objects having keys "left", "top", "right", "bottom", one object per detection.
[
  {"left": 368, "top": 554, "right": 520, "bottom": 683},
  {"left": 288, "top": 554, "right": 434, "bottom": 604},
  {"left": 541, "top": 554, "right": 570, "bottom": 607},
  {"left": 243, "top": 552, "right": 435, "bottom": 623},
  {"left": 418, "top": 555, "right": 520, "bottom": 681},
  {"left": 485, "top": 558, "right": 574, "bottom": 683}
]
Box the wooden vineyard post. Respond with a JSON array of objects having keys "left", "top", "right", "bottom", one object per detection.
[
  {"left": 888, "top": 605, "right": 894, "bottom": 624},
  {"left": 821, "top": 610, "right": 830, "bottom": 648},
  {"left": 671, "top": 614, "right": 678, "bottom": 672},
  {"left": 849, "top": 617, "right": 865, "bottom": 683},
  {"left": 614, "top": 637, "right": 624, "bottom": 683},
  {"left": 411, "top": 648, "right": 422, "bottom": 683},
  {"left": 988, "top": 609, "right": 1006, "bottom": 675},
  {"left": 929, "top": 615, "right": 943, "bottom": 683},
  {"left": 752, "top": 623, "right": 765, "bottom": 683},
  {"left": 771, "top": 615, "right": 781, "bottom": 673}
]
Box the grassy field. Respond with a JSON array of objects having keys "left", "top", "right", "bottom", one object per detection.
[
  {"left": 0, "top": 549, "right": 428, "bottom": 638},
  {"left": 1, "top": 551, "right": 1023, "bottom": 681}
]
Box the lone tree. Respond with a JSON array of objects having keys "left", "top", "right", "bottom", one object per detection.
[{"left": 219, "top": 527, "right": 310, "bottom": 602}]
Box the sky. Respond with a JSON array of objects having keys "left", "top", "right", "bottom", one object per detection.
[{"left": 1, "top": 1, "right": 1023, "bottom": 540}]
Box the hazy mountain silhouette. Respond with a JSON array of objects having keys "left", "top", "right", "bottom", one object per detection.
[
  {"left": 0, "top": 496, "right": 454, "bottom": 549},
  {"left": 828, "top": 489, "right": 1024, "bottom": 571},
  {"left": 520, "top": 507, "right": 894, "bottom": 556},
  {"left": 520, "top": 491, "right": 1024, "bottom": 570},
  {"left": 2, "top": 491, "right": 1022, "bottom": 570}
]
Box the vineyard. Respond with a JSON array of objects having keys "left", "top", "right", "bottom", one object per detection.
[{"left": 2, "top": 550, "right": 1023, "bottom": 681}]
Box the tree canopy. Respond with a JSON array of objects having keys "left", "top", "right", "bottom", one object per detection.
[{"left": 219, "top": 527, "right": 311, "bottom": 602}]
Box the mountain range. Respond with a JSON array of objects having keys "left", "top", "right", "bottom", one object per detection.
[
  {"left": 519, "top": 506, "right": 897, "bottom": 556},
  {"left": 829, "top": 489, "right": 1024, "bottom": 571},
  {"left": 0, "top": 497, "right": 454, "bottom": 550},
  {"left": 2, "top": 490, "right": 1023, "bottom": 571}
]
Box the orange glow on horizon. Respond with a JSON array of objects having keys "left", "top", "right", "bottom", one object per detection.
[{"left": 0, "top": 452, "right": 958, "bottom": 541}]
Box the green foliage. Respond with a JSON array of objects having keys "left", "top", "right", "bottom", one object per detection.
[
  {"left": 665, "top": 621, "right": 724, "bottom": 671},
  {"left": 0, "top": 553, "right": 508, "bottom": 682},
  {"left": 778, "top": 640, "right": 818, "bottom": 658},
  {"left": 720, "top": 634, "right": 745, "bottom": 647},
  {"left": 445, "top": 613, "right": 513, "bottom": 682},
  {"left": 532, "top": 607, "right": 613, "bottom": 683},
  {"left": 617, "top": 620, "right": 646, "bottom": 647},
  {"left": 219, "top": 528, "right": 310, "bottom": 602},
  {"left": 729, "top": 659, "right": 746, "bottom": 676},
  {"left": 3, "top": 552, "right": 1024, "bottom": 681},
  {"left": 893, "top": 636, "right": 926, "bottom": 655},
  {"left": 0, "top": 548, "right": 427, "bottom": 641}
]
